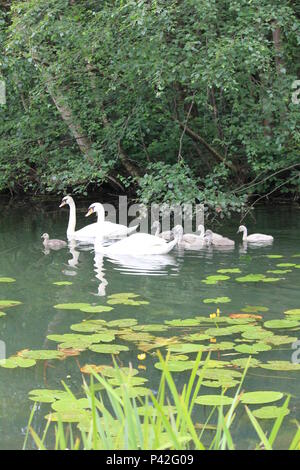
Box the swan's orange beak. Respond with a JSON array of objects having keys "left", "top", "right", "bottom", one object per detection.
[
  {"left": 59, "top": 200, "right": 66, "bottom": 208},
  {"left": 85, "top": 207, "right": 94, "bottom": 217}
]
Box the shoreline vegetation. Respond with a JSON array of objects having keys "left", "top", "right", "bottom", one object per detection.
[
  {"left": 0, "top": 1, "right": 299, "bottom": 216},
  {"left": 25, "top": 354, "right": 299, "bottom": 451}
]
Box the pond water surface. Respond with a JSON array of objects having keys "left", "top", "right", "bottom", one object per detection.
[{"left": 0, "top": 198, "right": 299, "bottom": 449}]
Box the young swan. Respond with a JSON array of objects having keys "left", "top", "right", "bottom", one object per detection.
[
  {"left": 237, "top": 225, "right": 274, "bottom": 243},
  {"left": 41, "top": 233, "right": 67, "bottom": 249},
  {"left": 172, "top": 225, "right": 205, "bottom": 249},
  {"left": 204, "top": 229, "right": 235, "bottom": 247},
  {"left": 152, "top": 221, "right": 174, "bottom": 241}
]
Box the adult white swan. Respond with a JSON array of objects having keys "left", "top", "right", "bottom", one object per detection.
[
  {"left": 237, "top": 225, "right": 274, "bottom": 243},
  {"left": 86, "top": 203, "right": 139, "bottom": 238},
  {"left": 94, "top": 226, "right": 181, "bottom": 256},
  {"left": 59, "top": 196, "right": 138, "bottom": 240}
]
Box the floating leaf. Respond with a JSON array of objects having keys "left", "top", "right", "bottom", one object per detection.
[
  {"left": 241, "top": 306, "right": 269, "bottom": 313},
  {"left": 203, "top": 297, "right": 231, "bottom": 304},
  {"left": 267, "top": 270, "right": 292, "bottom": 274},
  {"left": 107, "top": 319, "right": 137, "bottom": 328},
  {"left": 167, "top": 343, "right": 205, "bottom": 354},
  {"left": 89, "top": 344, "right": 129, "bottom": 354},
  {"left": 29, "top": 389, "right": 69, "bottom": 403},
  {"left": 0, "top": 312, "right": 6, "bottom": 317},
  {"left": 217, "top": 268, "right": 241, "bottom": 274},
  {"left": 132, "top": 324, "right": 168, "bottom": 332},
  {"left": 0, "top": 356, "right": 36, "bottom": 368},
  {"left": 276, "top": 263, "right": 296, "bottom": 267},
  {"left": 0, "top": 277, "right": 16, "bottom": 283},
  {"left": 21, "top": 350, "right": 64, "bottom": 360},
  {"left": 235, "top": 343, "right": 272, "bottom": 354},
  {"left": 231, "top": 358, "right": 261, "bottom": 368},
  {"left": 195, "top": 395, "right": 234, "bottom": 406},
  {"left": 165, "top": 319, "right": 201, "bottom": 327},
  {"left": 53, "top": 281, "right": 73, "bottom": 286},
  {"left": 107, "top": 293, "right": 149, "bottom": 306},
  {"left": 236, "top": 274, "right": 266, "bottom": 282},
  {"left": 259, "top": 361, "right": 300, "bottom": 371},
  {"left": 252, "top": 406, "right": 290, "bottom": 420},
  {"left": 70, "top": 320, "right": 107, "bottom": 332},
  {"left": 230, "top": 313, "right": 262, "bottom": 320},
  {"left": 240, "top": 391, "right": 283, "bottom": 405},
  {"left": 54, "top": 303, "right": 91, "bottom": 310},
  {"left": 265, "top": 255, "right": 283, "bottom": 259},
  {"left": 242, "top": 329, "right": 273, "bottom": 340},
  {"left": 51, "top": 398, "right": 90, "bottom": 413},
  {"left": 0, "top": 300, "right": 22, "bottom": 308},
  {"left": 79, "top": 305, "right": 113, "bottom": 313},
  {"left": 202, "top": 275, "right": 230, "bottom": 285},
  {"left": 264, "top": 320, "right": 300, "bottom": 329},
  {"left": 284, "top": 309, "right": 300, "bottom": 316}
]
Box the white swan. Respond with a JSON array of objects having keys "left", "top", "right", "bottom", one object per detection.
[
  {"left": 94, "top": 227, "right": 180, "bottom": 256},
  {"left": 152, "top": 221, "right": 174, "bottom": 241},
  {"left": 86, "top": 203, "right": 139, "bottom": 239},
  {"left": 59, "top": 196, "right": 99, "bottom": 240},
  {"left": 173, "top": 225, "right": 205, "bottom": 250},
  {"left": 237, "top": 225, "right": 274, "bottom": 243},
  {"left": 204, "top": 229, "right": 235, "bottom": 247}
]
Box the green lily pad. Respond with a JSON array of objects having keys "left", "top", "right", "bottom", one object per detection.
[
  {"left": 167, "top": 343, "right": 205, "bottom": 354},
  {"left": 79, "top": 305, "right": 113, "bottom": 313},
  {"left": 231, "top": 358, "right": 261, "bottom": 368},
  {"left": 234, "top": 343, "right": 272, "bottom": 354},
  {"left": 165, "top": 319, "right": 201, "bottom": 327},
  {"left": 264, "top": 335, "right": 297, "bottom": 346},
  {"left": 0, "top": 312, "right": 6, "bottom": 317},
  {"left": 184, "top": 333, "right": 211, "bottom": 341},
  {"left": 132, "top": 324, "right": 168, "bottom": 332},
  {"left": 241, "top": 306, "right": 269, "bottom": 313},
  {"left": 203, "top": 297, "right": 231, "bottom": 304},
  {"left": 21, "top": 350, "right": 65, "bottom": 360},
  {"left": 241, "top": 329, "right": 273, "bottom": 340},
  {"left": 202, "top": 275, "right": 230, "bottom": 285},
  {"left": 217, "top": 268, "right": 241, "bottom": 274},
  {"left": 202, "top": 379, "right": 239, "bottom": 388},
  {"left": 252, "top": 406, "right": 290, "bottom": 420},
  {"left": 154, "top": 361, "right": 195, "bottom": 372},
  {"left": 0, "top": 277, "right": 16, "bottom": 283},
  {"left": 262, "top": 278, "right": 282, "bottom": 283},
  {"left": 45, "top": 409, "right": 91, "bottom": 423},
  {"left": 0, "top": 356, "right": 36, "bottom": 368},
  {"left": 107, "top": 319, "right": 138, "bottom": 328},
  {"left": 0, "top": 300, "right": 22, "bottom": 308},
  {"left": 284, "top": 309, "right": 300, "bottom": 316},
  {"left": 89, "top": 344, "right": 129, "bottom": 354},
  {"left": 107, "top": 293, "right": 149, "bottom": 306},
  {"left": 267, "top": 270, "right": 292, "bottom": 274},
  {"left": 52, "top": 398, "right": 90, "bottom": 413},
  {"left": 236, "top": 274, "right": 266, "bottom": 282},
  {"left": 241, "top": 391, "right": 283, "bottom": 405},
  {"left": 53, "top": 281, "right": 73, "bottom": 286},
  {"left": 54, "top": 303, "right": 91, "bottom": 310},
  {"left": 70, "top": 320, "right": 107, "bottom": 332},
  {"left": 264, "top": 319, "right": 300, "bottom": 329},
  {"left": 195, "top": 395, "right": 234, "bottom": 406},
  {"left": 265, "top": 255, "right": 283, "bottom": 259},
  {"left": 276, "top": 263, "right": 296, "bottom": 267},
  {"left": 259, "top": 361, "right": 300, "bottom": 371},
  {"left": 29, "top": 389, "right": 69, "bottom": 403}
]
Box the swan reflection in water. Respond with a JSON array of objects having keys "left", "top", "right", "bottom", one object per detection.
[
  {"left": 94, "top": 252, "right": 108, "bottom": 296},
  {"left": 106, "top": 253, "right": 179, "bottom": 276},
  {"left": 239, "top": 240, "right": 274, "bottom": 254}
]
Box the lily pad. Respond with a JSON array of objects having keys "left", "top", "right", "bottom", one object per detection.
[
  {"left": 195, "top": 395, "right": 234, "bottom": 406},
  {"left": 0, "top": 356, "right": 36, "bottom": 368},
  {"left": 54, "top": 303, "right": 91, "bottom": 310},
  {"left": 53, "top": 281, "right": 73, "bottom": 286},
  {"left": 231, "top": 358, "right": 261, "bottom": 368},
  {"left": 217, "top": 268, "right": 241, "bottom": 274},
  {"left": 267, "top": 270, "right": 292, "bottom": 274},
  {"left": 259, "top": 361, "right": 300, "bottom": 371},
  {"left": 202, "top": 275, "right": 230, "bottom": 285},
  {"left": 252, "top": 406, "right": 290, "bottom": 420},
  {"left": 284, "top": 309, "right": 300, "bottom": 316},
  {"left": 203, "top": 297, "right": 231, "bottom": 304},
  {"left": 89, "top": 344, "right": 129, "bottom": 354},
  {"left": 107, "top": 319, "right": 138, "bottom": 328},
  {"left": 264, "top": 319, "right": 300, "bottom": 329},
  {"left": 241, "top": 306, "right": 269, "bottom": 313},
  {"left": 21, "top": 350, "right": 64, "bottom": 360},
  {"left": 0, "top": 277, "right": 16, "bottom": 283},
  {"left": 70, "top": 320, "right": 107, "bottom": 333},
  {"left": 167, "top": 343, "right": 205, "bottom": 354},
  {"left": 240, "top": 391, "right": 283, "bottom": 405},
  {"left": 79, "top": 305, "right": 113, "bottom": 313},
  {"left": 0, "top": 300, "right": 22, "bottom": 308},
  {"left": 234, "top": 343, "right": 272, "bottom": 354},
  {"left": 236, "top": 274, "right": 266, "bottom": 283},
  {"left": 165, "top": 319, "right": 201, "bottom": 327},
  {"left": 276, "top": 263, "right": 296, "bottom": 267},
  {"left": 29, "top": 389, "right": 69, "bottom": 403},
  {"left": 265, "top": 255, "right": 283, "bottom": 259}
]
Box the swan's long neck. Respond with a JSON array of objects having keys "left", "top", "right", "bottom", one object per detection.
[
  {"left": 154, "top": 224, "right": 160, "bottom": 237},
  {"left": 95, "top": 205, "right": 105, "bottom": 224},
  {"left": 67, "top": 200, "right": 76, "bottom": 236},
  {"left": 242, "top": 227, "right": 248, "bottom": 241},
  {"left": 198, "top": 225, "right": 205, "bottom": 238}
]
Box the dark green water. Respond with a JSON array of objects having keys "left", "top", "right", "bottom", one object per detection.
[{"left": 0, "top": 198, "right": 300, "bottom": 449}]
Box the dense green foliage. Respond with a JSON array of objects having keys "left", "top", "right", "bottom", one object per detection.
[{"left": 0, "top": 0, "right": 299, "bottom": 211}]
